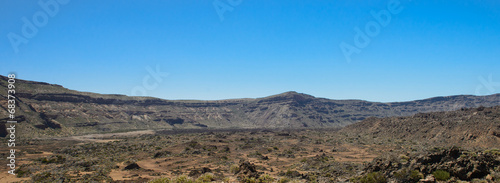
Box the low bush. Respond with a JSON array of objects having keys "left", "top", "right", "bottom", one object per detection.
[
  {"left": 173, "top": 175, "right": 195, "bottom": 183},
  {"left": 148, "top": 177, "right": 171, "bottom": 183},
  {"left": 394, "top": 168, "right": 423, "bottom": 183},
  {"left": 351, "top": 172, "right": 387, "bottom": 183},
  {"left": 277, "top": 177, "right": 290, "bottom": 183},
  {"left": 432, "top": 170, "right": 450, "bottom": 181},
  {"left": 196, "top": 173, "right": 215, "bottom": 182},
  {"left": 230, "top": 164, "right": 240, "bottom": 174},
  {"left": 258, "top": 174, "right": 275, "bottom": 183},
  {"left": 484, "top": 149, "right": 500, "bottom": 156}
]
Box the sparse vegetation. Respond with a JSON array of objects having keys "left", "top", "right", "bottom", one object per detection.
[
  {"left": 485, "top": 148, "right": 500, "bottom": 156},
  {"left": 2, "top": 106, "right": 500, "bottom": 182},
  {"left": 432, "top": 170, "right": 450, "bottom": 181},
  {"left": 351, "top": 172, "right": 387, "bottom": 183},
  {"left": 393, "top": 168, "right": 422, "bottom": 183},
  {"left": 149, "top": 177, "right": 172, "bottom": 183}
]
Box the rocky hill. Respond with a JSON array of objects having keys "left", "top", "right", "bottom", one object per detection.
[
  {"left": 1, "top": 75, "right": 500, "bottom": 137},
  {"left": 340, "top": 106, "right": 500, "bottom": 148}
]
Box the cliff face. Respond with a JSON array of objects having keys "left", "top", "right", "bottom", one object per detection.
[{"left": 1, "top": 75, "right": 500, "bottom": 137}]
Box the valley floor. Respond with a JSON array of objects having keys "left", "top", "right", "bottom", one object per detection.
[{"left": 0, "top": 128, "right": 499, "bottom": 183}]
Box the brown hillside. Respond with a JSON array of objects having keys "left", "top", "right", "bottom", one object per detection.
[{"left": 340, "top": 106, "right": 500, "bottom": 148}]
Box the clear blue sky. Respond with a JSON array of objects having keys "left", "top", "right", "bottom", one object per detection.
[{"left": 1, "top": 0, "right": 499, "bottom": 102}]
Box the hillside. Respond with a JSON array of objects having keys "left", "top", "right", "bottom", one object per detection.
[
  {"left": 1, "top": 75, "right": 500, "bottom": 137},
  {"left": 340, "top": 106, "right": 500, "bottom": 148}
]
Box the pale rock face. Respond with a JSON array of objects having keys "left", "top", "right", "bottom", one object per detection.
[{"left": 419, "top": 174, "right": 436, "bottom": 183}]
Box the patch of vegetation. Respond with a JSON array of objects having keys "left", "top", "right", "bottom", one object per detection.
[
  {"left": 38, "top": 155, "right": 66, "bottom": 164},
  {"left": 14, "top": 168, "right": 30, "bottom": 178},
  {"left": 432, "top": 170, "right": 450, "bottom": 181},
  {"left": 277, "top": 177, "right": 290, "bottom": 183},
  {"left": 351, "top": 172, "right": 387, "bottom": 183},
  {"left": 258, "top": 174, "right": 275, "bottom": 183},
  {"left": 148, "top": 177, "right": 171, "bottom": 183},
  {"left": 484, "top": 148, "right": 500, "bottom": 156},
  {"left": 196, "top": 173, "right": 216, "bottom": 182},
  {"left": 394, "top": 168, "right": 423, "bottom": 183},
  {"left": 230, "top": 164, "right": 240, "bottom": 174}
]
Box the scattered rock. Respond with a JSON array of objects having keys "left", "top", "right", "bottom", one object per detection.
[
  {"left": 236, "top": 161, "right": 261, "bottom": 179},
  {"left": 123, "top": 162, "right": 141, "bottom": 170},
  {"left": 153, "top": 151, "right": 172, "bottom": 158},
  {"left": 419, "top": 174, "right": 435, "bottom": 183},
  {"left": 363, "top": 147, "right": 500, "bottom": 182},
  {"left": 188, "top": 167, "right": 211, "bottom": 177}
]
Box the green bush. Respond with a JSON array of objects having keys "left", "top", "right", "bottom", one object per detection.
[
  {"left": 196, "top": 173, "right": 215, "bottom": 182},
  {"left": 38, "top": 155, "right": 66, "bottom": 164},
  {"left": 150, "top": 174, "right": 216, "bottom": 183},
  {"left": 277, "top": 177, "right": 290, "bottom": 183},
  {"left": 241, "top": 176, "right": 258, "bottom": 183},
  {"left": 148, "top": 177, "right": 172, "bottom": 183},
  {"left": 258, "top": 174, "right": 275, "bottom": 183},
  {"left": 484, "top": 149, "right": 500, "bottom": 156},
  {"left": 230, "top": 164, "right": 240, "bottom": 174},
  {"left": 471, "top": 178, "right": 488, "bottom": 183},
  {"left": 351, "top": 172, "right": 387, "bottom": 183},
  {"left": 432, "top": 170, "right": 450, "bottom": 181},
  {"left": 394, "top": 168, "right": 423, "bottom": 183},
  {"left": 173, "top": 175, "right": 195, "bottom": 183}
]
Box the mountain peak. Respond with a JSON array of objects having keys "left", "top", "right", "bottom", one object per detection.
[
  {"left": 258, "top": 91, "right": 315, "bottom": 104},
  {"left": 267, "top": 91, "right": 314, "bottom": 98}
]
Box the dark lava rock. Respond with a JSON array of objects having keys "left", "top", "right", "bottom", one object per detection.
[
  {"left": 153, "top": 151, "right": 172, "bottom": 158},
  {"left": 235, "top": 161, "right": 261, "bottom": 179},
  {"left": 123, "top": 162, "right": 141, "bottom": 170},
  {"left": 363, "top": 147, "right": 500, "bottom": 181},
  {"left": 280, "top": 170, "right": 303, "bottom": 178},
  {"left": 188, "top": 167, "right": 212, "bottom": 177}
]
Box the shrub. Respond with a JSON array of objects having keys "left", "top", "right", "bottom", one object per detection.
[
  {"left": 149, "top": 177, "right": 172, "bottom": 183},
  {"left": 241, "top": 176, "right": 258, "bottom": 183},
  {"left": 432, "top": 170, "right": 450, "bottom": 181},
  {"left": 188, "top": 141, "right": 199, "bottom": 148},
  {"left": 230, "top": 164, "right": 240, "bottom": 174},
  {"left": 471, "top": 179, "right": 488, "bottom": 183},
  {"left": 38, "top": 155, "right": 66, "bottom": 164},
  {"left": 258, "top": 174, "right": 275, "bottom": 183},
  {"left": 196, "top": 173, "right": 215, "bottom": 182},
  {"left": 394, "top": 168, "right": 423, "bottom": 183},
  {"left": 351, "top": 172, "right": 387, "bottom": 183},
  {"left": 14, "top": 168, "right": 30, "bottom": 178},
  {"left": 399, "top": 155, "right": 410, "bottom": 163},
  {"left": 484, "top": 149, "right": 500, "bottom": 156},
  {"left": 277, "top": 177, "right": 290, "bottom": 183},
  {"left": 173, "top": 175, "right": 195, "bottom": 183}
]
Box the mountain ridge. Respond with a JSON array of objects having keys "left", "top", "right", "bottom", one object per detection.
[{"left": 1, "top": 75, "right": 500, "bottom": 137}]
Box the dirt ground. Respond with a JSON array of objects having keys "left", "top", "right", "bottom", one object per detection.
[{"left": 0, "top": 129, "right": 392, "bottom": 182}]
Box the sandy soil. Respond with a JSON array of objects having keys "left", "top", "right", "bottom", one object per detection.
[{"left": 56, "top": 130, "right": 155, "bottom": 142}]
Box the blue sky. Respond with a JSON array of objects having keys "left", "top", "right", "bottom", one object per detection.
[{"left": 1, "top": 0, "right": 499, "bottom": 102}]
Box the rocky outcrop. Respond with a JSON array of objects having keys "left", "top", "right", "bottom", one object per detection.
[
  {"left": 123, "top": 162, "right": 141, "bottom": 170},
  {"left": 363, "top": 147, "right": 500, "bottom": 182},
  {"left": 235, "top": 161, "right": 261, "bottom": 180},
  {"left": 340, "top": 106, "right": 500, "bottom": 148}
]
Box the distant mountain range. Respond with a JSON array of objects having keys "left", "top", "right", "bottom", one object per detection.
[{"left": 1, "top": 75, "right": 500, "bottom": 137}]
